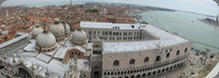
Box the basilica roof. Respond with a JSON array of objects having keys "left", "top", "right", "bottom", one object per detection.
[
  {"left": 4, "top": 53, "right": 70, "bottom": 77},
  {"left": 4, "top": 39, "right": 90, "bottom": 77}
]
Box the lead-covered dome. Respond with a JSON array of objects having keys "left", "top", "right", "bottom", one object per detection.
[
  {"left": 36, "top": 31, "right": 57, "bottom": 52},
  {"left": 63, "top": 22, "right": 71, "bottom": 35},
  {"left": 71, "top": 28, "right": 87, "bottom": 45},
  {"left": 49, "top": 18, "right": 71, "bottom": 42},
  {"left": 32, "top": 25, "right": 43, "bottom": 39}
]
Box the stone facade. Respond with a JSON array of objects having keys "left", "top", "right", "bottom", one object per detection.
[
  {"left": 81, "top": 21, "right": 192, "bottom": 78},
  {"left": 102, "top": 42, "right": 191, "bottom": 78}
]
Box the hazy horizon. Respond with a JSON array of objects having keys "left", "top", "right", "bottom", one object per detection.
[{"left": 1, "top": 0, "right": 219, "bottom": 16}]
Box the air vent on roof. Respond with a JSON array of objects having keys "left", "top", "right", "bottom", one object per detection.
[{"left": 131, "top": 25, "right": 134, "bottom": 28}]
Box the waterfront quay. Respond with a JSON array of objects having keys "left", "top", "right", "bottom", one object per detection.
[{"left": 154, "top": 51, "right": 219, "bottom": 78}]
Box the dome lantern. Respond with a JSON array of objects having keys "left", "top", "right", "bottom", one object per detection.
[{"left": 54, "top": 18, "right": 60, "bottom": 24}]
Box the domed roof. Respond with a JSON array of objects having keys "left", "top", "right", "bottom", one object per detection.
[
  {"left": 49, "top": 23, "right": 65, "bottom": 38},
  {"left": 63, "top": 22, "right": 71, "bottom": 35},
  {"left": 49, "top": 19, "right": 71, "bottom": 41},
  {"left": 71, "top": 29, "right": 87, "bottom": 45},
  {"left": 32, "top": 26, "right": 43, "bottom": 39},
  {"left": 36, "top": 31, "right": 57, "bottom": 49}
]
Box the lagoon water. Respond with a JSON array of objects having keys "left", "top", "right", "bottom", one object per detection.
[
  {"left": 2, "top": 0, "right": 219, "bottom": 54},
  {"left": 141, "top": 11, "right": 219, "bottom": 54}
]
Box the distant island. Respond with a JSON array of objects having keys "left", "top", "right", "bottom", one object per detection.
[
  {"left": 200, "top": 17, "right": 219, "bottom": 26},
  {"left": 91, "top": 2, "right": 176, "bottom": 12}
]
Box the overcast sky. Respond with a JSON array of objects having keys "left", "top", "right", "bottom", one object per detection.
[{"left": 2, "top": 0, "right": 219, "bottom": 16}]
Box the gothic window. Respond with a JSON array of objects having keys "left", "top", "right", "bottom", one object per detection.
[
  {"left": 144, "top": 57, "right": 149, "bottom": 63},
  {"left": 165, "top": 49, "right": 168, "bottom": 53},
  {"left": 184, "top": 48, "right": 188, "bottom": 53},
  {"left": 117, "top": 37, "right": 121, "bottom": 40},
  {"left": 94, "top": 31, "right": 96, "bottom": 35},
  {"left": 113, "top": 32, "right": 116, "bottom": 35},
  {"left": 123, "top": 32, "right": 127, "bottom": 35},
  {"left": 162, "top": 68, "right": 165, "bottom": 72},
  {"left": 166, "top": 53, "right": 170, "bottom": 58},
  {"left": 123, "top": 37, "right": 127, "bottom": 40},
  {"left": 113, "top": 60, "right": 120, "bottom": 66},
  {"left": 128, "top": 37, "right": 132, "bottom": 40},
  {"left": 157, "top": 70, "right": 161, "bottom": 73},
  {"left": 176, "top": 50, "right": 180, "bottom": 55},
  {"left": 109, "top": 32, "right": 112, "bottom": 35},
  {"left": 155, "top": 56, "right": 161, "bottom": 62},
  {"left": 89, "top": 31, "right": 92, "bottom": 35},
  {"left": 72, "top": 51, "right": 75, "bottom": 55},
  {"left": 93, "top": 50, "right": 102, "bottom": 54},
  {"left": 129, "top": 32, "right": 132, "bottom": 35},
  {"left": 152, "top": 71, "right": 156, "bottom": 75},
  {"left": 105, "top": 31, "right": 108, "bottom": 35},
  {"left": 94, "top": 71, "right": 100, "bottom": 77},
  {"left": 147, "top": 72, "right": 151, "bottom": 76},
  {"left": 129, "top": 59, "right": 135, "bottom": 64}
]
